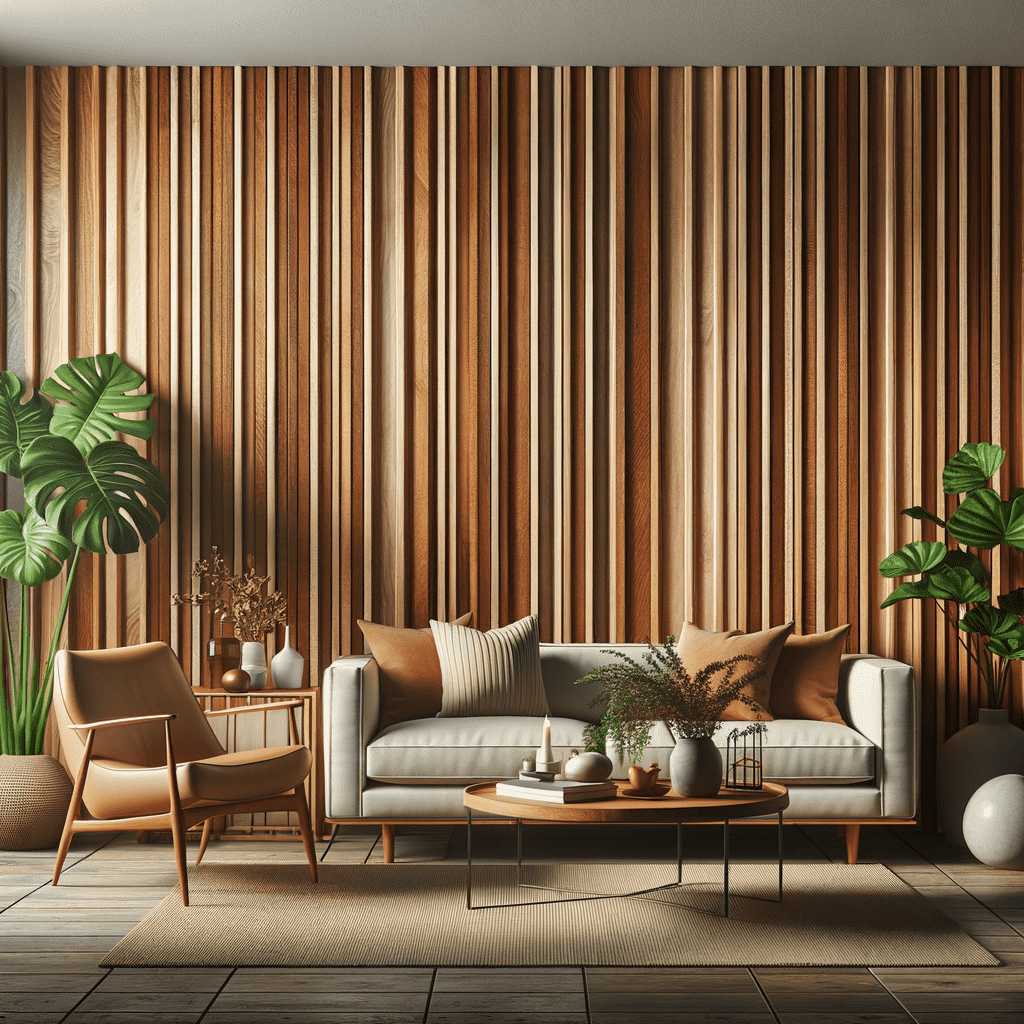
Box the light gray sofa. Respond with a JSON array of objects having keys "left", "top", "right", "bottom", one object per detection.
[{"left": 322, "top": 643, "right": 918, "bottom": 863}]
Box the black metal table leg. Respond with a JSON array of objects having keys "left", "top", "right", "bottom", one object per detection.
[
  {"left": 778, "top": 809, "right": 784, "bottom": 902},
  {"left": 466, "top": 806, "right": 472, "bottom": 910}
]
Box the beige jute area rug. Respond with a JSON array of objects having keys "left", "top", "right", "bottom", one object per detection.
[{"left": 101, "top": 861, "right": 999, "bottom": 968}]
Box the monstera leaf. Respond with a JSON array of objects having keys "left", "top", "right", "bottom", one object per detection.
[
  {"left": 40, "top": 352, "right": 156, "bottom": 456},
  {"left": 0, "top": 372, "right": 53, "bottom": 477},
  {"left": 946, "top": 488, "right": 1024, "bottom": 550},
  {"left": 0, "top": 508, "right": 73, "bottom": 587},
  {"left": 22, "top": 436, "right": 169, "bottom": 556},
  {"left": 999, "top": 588, "right": 1024, "bottom": 615},
  {"left": 879, "top": 541, "right": 948, "bottom": 578},
  {"left": 989, "top": 632, "right": 1024, "bottom": 661},
  {"left": 941, "top": 547, "right": 991, "bottom": 586},
  {"left": 942, "top": 441, "right": 1005, "bottom": 495}
]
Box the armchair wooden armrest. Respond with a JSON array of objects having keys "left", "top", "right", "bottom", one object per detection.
[{"left": 69, "top": 713, "right": 177, "bottom": 732}]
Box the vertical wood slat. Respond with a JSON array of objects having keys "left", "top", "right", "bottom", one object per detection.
[{"left": 3, "top": 64, "right": 1023, "bottom": 831}]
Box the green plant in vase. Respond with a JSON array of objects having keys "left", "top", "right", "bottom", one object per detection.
[
  {"left": 0, "top": 353, "right": 169, "bottom": 757},
  {"left": 576, "top": 638, "right": 764, "bottom": 796},
  {"left": 878, "top": 440, "right": 1024, "bottom": 844},
  {"left": 878, "top": 441, "right": 1024, "bottom": 709}
]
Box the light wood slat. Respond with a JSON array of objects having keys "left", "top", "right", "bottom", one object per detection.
[
  {"left": 529, "top": 64, "right": 540, "bottom": 621},
  {"left": 735, "top": 66, "right": 748, "bottom": 627},
  {"left": 935, "top": 65, "right": 947, "bottom": 746},
  {"left": 884, "top": 66, "right": 897, "bottom": 658},
  {"left": 393, "top": 66, "right": 406, "bottom": 626},
  {"left": 683, "top": 65, "right": 696, "bottom": 627},
  {"left": 436, "top": 65, "right": 447, "bottom": 621},
  {"left": 911, "top": 66, "right": 923, "bottom": 681},
  {"left": 362, "top": 65, "right": 373, "bottom": 623},
  {"left": 58, "top": 66, "right": 71, "bottom": 362},
  {"left": 552, "top": 66, "right": 563, "bottom": 642},
  {"left": 308, "top": 65, "right": 319, "bottom": 682},
  {"left": 784, "top": 66, "right": 795, "bottom": 625},
  {"left": 648, "top": 66, "right": 660, "bottom": 639},
  {"left": 169, "top": 66, "right": 180, "bottom": 650},
  {"left": 332, "top": 65, "right": 345, "bottom": 656},
  {"left": 489, "top": 66, "right": 500, "bottom": 631},
  {"left": 711, "top": 65, "right": 725, "bottom": 631},
  {"left": 446, "top": 65, "right": 457, "bottom": 621},
  {"left": 990, "top": 67, "right": 1002, "bottom": 606},
  {"left": 190, "top": 65, "right": 201, "bottom": 683},
  {"left": 0, "top": 67, "right": 5, "bottom": 366},
  {"left": 858, "top": 65, "right": 870, "bottom": 652},
  {"left": 957, "top": 65, "right": 969, "bottom": 727},
  {"left": 265, "top": 66, "right": 277, "bottom": 601},
  {"left": 24, "top": 66, "right": 38, "bottom": 385}
]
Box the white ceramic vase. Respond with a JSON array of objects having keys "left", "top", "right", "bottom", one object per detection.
[
  {"left": 669, "top": 736, "right": 723, "bottom": 797},
  {"left": 271, "top": 626, "right": 305, "bottom": 689},
  {"left": 936, "top": 709, "right": 1024, "bottom": 846},
  {"left": 963, "top": 773, "right": 1024, "bottom": 870},
  {"left": 240, "top": 641, "right": 268, "bottom": 691}
]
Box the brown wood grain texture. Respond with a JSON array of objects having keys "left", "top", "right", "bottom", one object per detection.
[{"left": 3, "top": 65, "right": 1024, "bottom": 829}]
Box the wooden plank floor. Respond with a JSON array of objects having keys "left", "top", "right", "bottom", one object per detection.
[{"left": 1, "top": 823, "right": 1022, "bottom": 1024}]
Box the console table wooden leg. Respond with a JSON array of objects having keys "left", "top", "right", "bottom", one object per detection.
[{"left": 382, "top": 824, "right": 395, "bottom": 863}]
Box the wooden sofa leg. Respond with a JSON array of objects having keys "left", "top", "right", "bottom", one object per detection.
[
  {"left": 382, "top": 824, "right": 395, "bottom": 863},
  {"left": 844, "top": 823, "right": 861, "bottom": 865}
]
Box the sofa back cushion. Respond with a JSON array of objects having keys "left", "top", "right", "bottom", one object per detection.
[{"left": 539, "top": 643, "right": 651, "bottom": 724}]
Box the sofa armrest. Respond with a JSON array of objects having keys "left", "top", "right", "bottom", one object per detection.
[
  {"left": 838, "top": 653, "right": 919, "bottom": 819},
  {"left": 321, "top": 654, "right": 380, "bottom": 818}
]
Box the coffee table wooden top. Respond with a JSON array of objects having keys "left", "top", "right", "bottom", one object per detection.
[{"left": 463, "top": 780, "right": 789, "bottom": 823}]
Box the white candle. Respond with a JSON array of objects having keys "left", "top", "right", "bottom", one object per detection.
[{"left": 539, "top": 715, "right": 553, "bottom": 763}]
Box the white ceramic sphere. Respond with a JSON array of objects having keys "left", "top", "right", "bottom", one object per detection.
[
  {"left": 963, "top": 773, "right": 1024, "bottom": 871},
  {"left": 563, "top": 750, "right": 613, "bottom": 782}
]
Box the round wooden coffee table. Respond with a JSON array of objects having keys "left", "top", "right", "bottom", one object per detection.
[{"left": 462, "top": 780, "right": 789, "bottom": 916}]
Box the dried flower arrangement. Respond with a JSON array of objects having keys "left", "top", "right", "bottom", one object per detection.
[{"left": 172, "top": 547, "right": 287, "bottom": 643}]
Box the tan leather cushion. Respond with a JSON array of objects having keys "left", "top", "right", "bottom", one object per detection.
[
  {"left": 83, "top": 744, "right": 312, "bottom": 820},
  {"left": 431, "top": 614, "right": 550, "bottom": 718},
  {"left": 676, "top": 621, "right": 795, "bottom": 721},
  {"left": 770, "top": 624, "right": 851, "bottom": 724},
  {"left": 358, "top": 613, "right": 473, "bottom": 731}
]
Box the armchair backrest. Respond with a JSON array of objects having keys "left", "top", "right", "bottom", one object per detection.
[{"left": 54, "top": 642, "right": 224, "bottom": 776}]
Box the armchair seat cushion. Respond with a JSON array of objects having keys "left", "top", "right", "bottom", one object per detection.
[
  {"left": 367, "top": 715, "right": 588, "bottom": 784},
  {"left": 84, "top": 744, "right": 312, "bottom": 819}
]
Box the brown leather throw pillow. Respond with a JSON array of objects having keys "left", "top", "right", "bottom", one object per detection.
[
  {"left": 769, "top": 624, "right": 851, "bottom": 724},
  {"left": 676, "top": 621, "right": 795, "bottom": 721},
  {"left": 357, "top": 613, "right": 473, "bottom": 731}
]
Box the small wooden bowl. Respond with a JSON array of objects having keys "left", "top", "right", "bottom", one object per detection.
[{"left": 221, "top": 668, "right": 251, "bottom": 693}]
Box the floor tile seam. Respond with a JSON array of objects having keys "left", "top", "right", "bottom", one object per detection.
[
  {"left": 581, "top": 966, "right": 591, "bottom": 1024},
  {"left": 868, "top": 966, "right": 925, "bottom": 1024},
  {"left": 421, "top": 966, "right": 438, "bottom": 1024},
  {"left": 196, "top": 965, "right": 238, "bottom": 1022},
  {"left": 746, "top": 966, "right": 783, "bottom": 1024},
  {"left": 55, "top": 962, "right": 114, "bottom": 1024}
]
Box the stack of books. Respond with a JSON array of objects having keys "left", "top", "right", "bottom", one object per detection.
[{"left": 495, "top": 775, "right": 618, "bottom": 803}]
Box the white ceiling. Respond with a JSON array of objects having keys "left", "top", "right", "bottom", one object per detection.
[{"left": 0, "top": 0, "right": 1021, "bottom": 68}]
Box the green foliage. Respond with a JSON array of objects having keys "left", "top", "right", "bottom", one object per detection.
[
  {"left": 880, "top": 440, "right": 1024, "bottom": 711},
  {"left": 576, "top": 637, "right": 765, "bottom": 766},
  {"left": 0, "top": 354, "right": 168, "bottom": 755}
]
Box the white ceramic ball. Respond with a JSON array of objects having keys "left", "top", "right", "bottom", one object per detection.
[
  {"left": 563, "top": 750, "right": 613, "bottom": 783},
  {"left": 963, "top": 773, "right": 1024, "bottom": 871}
]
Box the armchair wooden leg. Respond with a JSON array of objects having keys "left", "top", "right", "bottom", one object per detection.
[
  {"left": 196, "top": 819, "right": 214, "bottom": 866},
  {"left": 844, "top": 823, "right": 861, "bottom": 864},
  {"left": 293, "top": 786, "right": 319, "bottom": 883},
  {"left": 382, "top": 824, "right": 395, "bottom": 863},
  {"left": 53, "top": 729, "right": 95, "bottom": 887},
  {"left": 164, "top": 720, "right": 190, "bottom": 906}
]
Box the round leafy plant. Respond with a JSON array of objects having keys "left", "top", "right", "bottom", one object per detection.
[
  {"left": 575, "top": 637, "right": 765, "bottom": 765},
  {"left": 879, "top": 441, "right": 1024, "bottom": 710},
  {"left": 0, "top": 353, "right": 169, "bottom": 755}
]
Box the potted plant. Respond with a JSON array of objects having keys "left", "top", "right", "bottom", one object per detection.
[
  {"left": 576, "top": 638, "right": 765, "bottom": 796},
  {"left": 878, "top": 440, "right": 1024, "bottom": 844},
  {"left": 0, "top": 354, "right": 168, "bottom": 849}
]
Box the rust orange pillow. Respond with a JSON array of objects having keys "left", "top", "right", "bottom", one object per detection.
[
  {"left": 676, "top": 621, "right": 795, "bottom": 721},
  {"left": 769, "top": 624, "right": 851, "bottom": 724},
  {"left": 357, "top": 613, "right": 473, "bottom": 731}
]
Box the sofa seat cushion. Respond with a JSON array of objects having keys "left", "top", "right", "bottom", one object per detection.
[
  {"left": 367, "top": 715, "right": 589, "bottom": 784},
  {"left": 623, "top": 720, "right": 874, "bottom": 785}
]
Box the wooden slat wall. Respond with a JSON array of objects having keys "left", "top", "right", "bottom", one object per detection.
[{"left": 2, "top": 65, "right": 1023, "bottom": 826}]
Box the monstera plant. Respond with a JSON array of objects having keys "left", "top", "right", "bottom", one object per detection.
[
  {"left": 0, "top": 354, "right": 169, "bottom": 756},
  {"left": 879, "top": 441, "right": 1024, "bottom": 710}
]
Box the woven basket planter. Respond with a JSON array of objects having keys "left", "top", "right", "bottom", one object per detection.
[{"left": 0, "top": 754, "right": 73, "bottom": 850}]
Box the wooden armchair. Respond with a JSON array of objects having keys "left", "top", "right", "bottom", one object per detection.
[{"left": 51, "top": 641, "right": 318, "bottom": 905}]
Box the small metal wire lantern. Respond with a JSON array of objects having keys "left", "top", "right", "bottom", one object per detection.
[{"left": 724, "top": 722, "right": 766, "bottom": 790}]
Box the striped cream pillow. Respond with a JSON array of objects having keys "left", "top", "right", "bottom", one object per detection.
[{"left": 430, "top": 614, "right": 549, "bottom": 718}]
